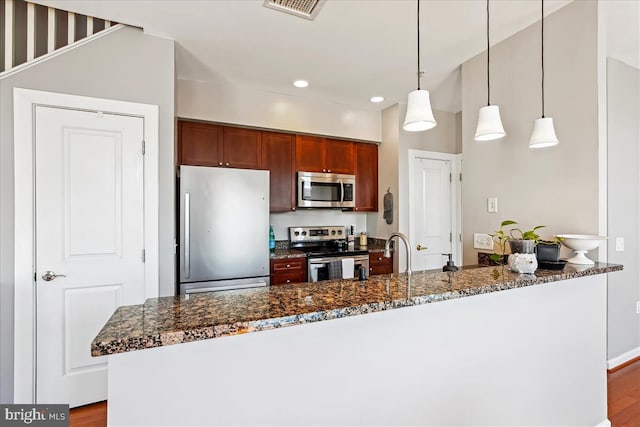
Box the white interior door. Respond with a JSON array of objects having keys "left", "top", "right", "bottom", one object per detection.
[
  {"left": 410, "top": 157, "right": 453, "bottom": 271},
  {"left": 35, "top": 106, "right": 146, "bottom": 407}
]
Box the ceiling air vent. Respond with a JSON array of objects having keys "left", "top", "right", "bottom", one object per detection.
[{"left": 263, "top": 0, "right": 326, "bottom": 20}]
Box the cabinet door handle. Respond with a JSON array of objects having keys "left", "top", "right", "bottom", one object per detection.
[
  {"left": 292, "top": 207, "right": 296, "bottom": 211},
  {"left": 286, "top": 279, "right": 291, "bottom": 283},
  {"left": 218, "top": 162, "right": 223, "bottom": 166},
  {"left": 377, "top": 257, "right": 382, "bottom": 261},
  {"left": 322, "top": 169, "right": 326, "bottom": 173},
  {"left": 286, "top": 264, "right": 291, "bottom": 268},
  {"left": 225, "top": 162, "right": 230, "bottom": 166},
  {"left": 327, "top": 169, "right": 331, "bottom": 173}
]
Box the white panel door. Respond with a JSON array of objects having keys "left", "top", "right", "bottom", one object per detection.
[
  {"left": 35, "top": 106, "right": 145, "bottom": 407},
  {"left": 410, "top": 157, "right": 452, "bottom": 271}
]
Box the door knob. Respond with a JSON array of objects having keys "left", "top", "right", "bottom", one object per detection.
[
  {"left": 416, "top": 244, "right": 428, "bottom": 251},
  {"left": 41, "top": 271, "right": 66, "bottom": 281}
]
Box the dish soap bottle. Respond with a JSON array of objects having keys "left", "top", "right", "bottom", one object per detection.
[{"left": 269, "top": 225, "right": 276, "bottom": 251}]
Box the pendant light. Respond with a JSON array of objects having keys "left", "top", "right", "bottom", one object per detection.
[
  {"left": 529, "top": 0, "right": 558, "bottom": 148},
  {"left": 403, "top": 0, "right": 436, "bottom": 132},
  {"left": 474, "top": 0, "right": 506, "bottom": 142}
]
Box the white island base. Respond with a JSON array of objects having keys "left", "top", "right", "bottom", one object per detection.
[{"left": 106, "top": 275, "right": 610, "bottom": 426}]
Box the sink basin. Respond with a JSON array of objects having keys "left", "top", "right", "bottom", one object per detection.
[{"left": 555, "top": 234, "right": 607, "bottom": 265}]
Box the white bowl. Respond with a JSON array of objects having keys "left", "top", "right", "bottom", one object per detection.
[{"left": 555, "top": 234, "right": 607, "bottom": 265}]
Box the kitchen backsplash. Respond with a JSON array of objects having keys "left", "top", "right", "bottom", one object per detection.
[{"left": 270, "top": 210, "right": 368, "bottom": 241}]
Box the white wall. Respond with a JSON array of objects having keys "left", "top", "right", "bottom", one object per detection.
[
  {"left": 177, "top": 79, "right": 380, "bottom": 142},
  {"left": 606, "top": 58, "right": 640, "bottom": 361},
  {"left": 0, "top": 26, "right": 175, "bottom": 404},
  {"left": 366, "top": 104, "right": 401, "bottom": 242},
  {"left": 461, "top": 1, "right": 599, "bottom": 265}
]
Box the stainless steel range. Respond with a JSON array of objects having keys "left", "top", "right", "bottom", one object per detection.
[{"left": 289, "top": 226, "right": 369, "bottom": 282}]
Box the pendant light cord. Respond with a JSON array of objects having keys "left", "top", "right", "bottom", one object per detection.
[
  {"left": 486, "top": 0, "right": 490, "bottom": 106},
  {"left": 541, "top": 0, "right": 545, "bottom": 118},
  {"left": 416, "top": 0, "right": 421, "bottom": 90}
]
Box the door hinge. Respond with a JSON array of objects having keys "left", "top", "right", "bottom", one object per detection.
[
  {"left": 459, "top": 234, "right": 463, "bottom": 243},
  {"left": 142, "top": 140, "right": 146, "bottom": 155},
  {"left": 449, "top": 173, "right": 452, "bottom": 183},
  {"left": 459, "top": 173, "right": 462, "bottom": 182},
  {"left": 34, "top": 272, "right": 37, "bottom": 282},
  {"left": 449, "top": 232, "right": 453, "bottom": 243},
  {"left": 141, "top": 249, "right": 146, "bottom": 263}
]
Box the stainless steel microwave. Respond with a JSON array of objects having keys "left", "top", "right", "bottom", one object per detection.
[{"left": 297, "top": 171, "right": 355, "bottom": 208}]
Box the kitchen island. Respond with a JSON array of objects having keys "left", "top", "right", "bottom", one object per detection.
[{"left": 93, "top": 263, "right": 621, "bottom": 426}]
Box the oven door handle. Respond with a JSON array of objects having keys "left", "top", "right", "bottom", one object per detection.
[
  {"left": 339, "top": 179, "right": 344, "bottom": 206},
  {"left": 309, "top": 256, "right": 368, "bottom": 264}
]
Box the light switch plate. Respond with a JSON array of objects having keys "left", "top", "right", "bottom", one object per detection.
[
  {"left": 474, "top": 233, "right": 494, "bottom": 250},
  {"left": 615, "top": 237, "right": 624, "bottom": 252},
  {"left": 487, "top": 197, "right": 498, "bottom": 213}
]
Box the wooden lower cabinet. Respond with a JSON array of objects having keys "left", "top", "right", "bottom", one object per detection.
[
  {"left": 369, "top": 252, "right": 393, "bottom": 275},
  {"left": 270, "top": 258, "right": 307, "bottom": 285}
]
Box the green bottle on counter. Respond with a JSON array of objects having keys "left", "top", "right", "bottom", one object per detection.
[{"left": 269, "top": 225, "right": 276, "bottom": 251}]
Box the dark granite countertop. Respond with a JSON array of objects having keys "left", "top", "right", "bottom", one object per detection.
[{"left": 92, "top": 262, "right": 621, "bottom": 356}]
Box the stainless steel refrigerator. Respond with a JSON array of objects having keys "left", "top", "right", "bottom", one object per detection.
[{"left": 179, "top": 166, "right": 270, "bottom": 294}]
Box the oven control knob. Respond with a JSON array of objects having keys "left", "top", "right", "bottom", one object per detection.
[
  {"left": 295, "top": 231, "right": 300, "bottom": 236},
  {"left": 302, "top": 231, "right": 307, "bottom": 236},
  {"left": 331, "top": 230, "right": 336, "bottom": 235},
  {"left": 338, "top": 230, "right": 342, "bottom": 235}
]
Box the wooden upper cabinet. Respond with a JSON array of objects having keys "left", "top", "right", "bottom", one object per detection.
[
  {"left": 325, "top": 139, "right": 354, "bottom": 174},
  {"left": 295, "top": 135, "right": 354, "bottom": 174},
  {"left": 222, "top": 127, "right": 262, "bottom": 169},
  {"left": 295, "top": 135, "right": 325, "bottom": 173},
  {"left": 354, "top": 142, "right": 378, "bottom": 212},
  {"left": 262, "top": 132, "right": 296, "bottom": 212},
  {"left": 179, "top": 121, "right": 223, "bottom": 167}
]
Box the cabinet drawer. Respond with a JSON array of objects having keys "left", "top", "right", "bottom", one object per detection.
[
  {"left": 369, "top": 252, "right": 393, "bottom": 275},
  {"left": 270, "top": 258, "right": 306, "bottom": 273},
  {"left": 271, "top": 271, "right": 307, "bottom": 285}
]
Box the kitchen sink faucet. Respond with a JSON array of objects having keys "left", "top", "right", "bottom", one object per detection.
[{"left": 384, "top": 232, "right": 412, "bottom": 276}]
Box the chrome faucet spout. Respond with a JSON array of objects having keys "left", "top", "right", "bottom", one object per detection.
[{"left": 384, "top": 232, "right": 412, "bottom": 276}]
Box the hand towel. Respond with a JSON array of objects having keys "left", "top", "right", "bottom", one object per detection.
[
  {"left": 383, "top": 189, "right": 393, "bottom": 225},
  {"left": 341, "top": 258, "right": 355, "bottom": 279},
  {"left": 328, "top": 259, "right": 343, "bottom": 280}
]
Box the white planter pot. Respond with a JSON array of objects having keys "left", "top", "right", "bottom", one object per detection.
[{"left": 508, "top": 253, "right": 538, "bottom": 274}]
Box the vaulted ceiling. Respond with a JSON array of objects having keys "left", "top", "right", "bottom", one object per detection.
[{"left": 33, "top": 0, "right": 638, "bottom": 113}]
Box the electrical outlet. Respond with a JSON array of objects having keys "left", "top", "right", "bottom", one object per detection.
[
  {"left": 637, "top": 301, "right": 640, "bottom": 315},
  {"left": 616, "top": 237, "right": 624, "bottom": 252},
  {"left": 487, "top": 197, "right": 498, "bottom": 213},
  {"left": 474, "top": 233, "right": 494, "bottom": 250}
]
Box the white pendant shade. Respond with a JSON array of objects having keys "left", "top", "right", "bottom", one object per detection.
[
  {"left": 529, "top": 117, "right": 559, "bottom": 148},
  {"left": 474, "top": 105, "right": 506, "bottom": 141},
  {"left": 403, "top": 89, "right": 437, "bottom": 131}
]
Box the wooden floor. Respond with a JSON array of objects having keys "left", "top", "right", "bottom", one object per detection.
[
  {"left": 608, "top": 358, "right": 640, "bottom": 427},
  {"left": 70, "top": 360, "right": 640, "bottom": 427}
]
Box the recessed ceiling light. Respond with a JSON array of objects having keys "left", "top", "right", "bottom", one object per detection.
[
  {"left": 370, "top": 96, "right": 384, "bottom": 103},
  {"left": 293, "top": 80, "right": 309, "bottom": 88}
]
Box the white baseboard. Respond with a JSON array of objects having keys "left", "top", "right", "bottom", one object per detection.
[
  {"left": 607, "top": 346, "right": 640, "bottom": 370},
  {"left": 595, "top": 419, "right": 611, "bottom": 427}
]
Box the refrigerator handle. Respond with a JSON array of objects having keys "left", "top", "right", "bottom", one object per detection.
[
  {"left": 339, "top": 179, "right": 344, "bottom": 206},
  {"left": 184, "top": 192, "right": 191, "bottom": 279}
]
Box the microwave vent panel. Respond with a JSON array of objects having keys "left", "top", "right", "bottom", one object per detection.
[{"left": 263, "top": 0, "right": 326, "bottom": 20}]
